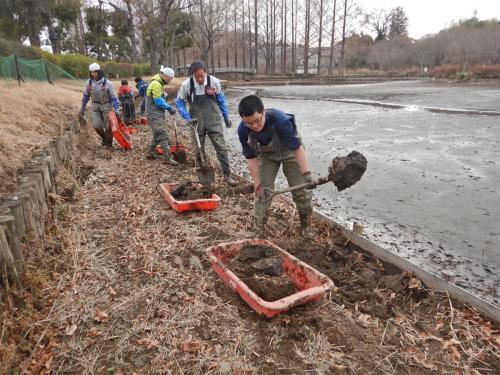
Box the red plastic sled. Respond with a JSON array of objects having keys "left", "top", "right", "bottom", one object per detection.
[
  {"left": 206, "top": 239, "right": 335, "bottom": 318},
  {"left": 108, "top": 112, "right": 132, "bottom": 150},
  {"left": 160, "top": 182, "right": 221, "bottom": 213}
]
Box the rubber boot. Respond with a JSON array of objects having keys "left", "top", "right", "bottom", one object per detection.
[
  {"left": 94, "top": 128, "right": 106, "bottom": 146},
  {"left": 145, "top": 145, "right": 158, "bottom": 160},
  {"left": 254, "top": 217, "right": 267, "bottom": 239},
  {"left": 163, "top": 152, "right": 179, "bottom": 166},
  {"left": 224, "top": 173, "right": 238, "bottom": 187},
  {"left": 104, "top": 131, "right": 113, "bottom": 149},
  {"left": 299, "top": 213, "right": 315, "bottom": 240}
]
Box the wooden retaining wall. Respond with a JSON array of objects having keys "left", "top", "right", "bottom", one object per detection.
[{"left": 0, "top": 119, "right": 80, "bottom": 285}]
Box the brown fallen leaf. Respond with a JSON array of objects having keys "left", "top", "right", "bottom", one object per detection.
[
  {"left": 86, "top": 327, "right": 102, "bottom": 337},
  {"left": 358, "top": 313, "right": 371, "bottom": 327},
  {"left": 108, "top": 286, "right": 117, "bottom": 296},
  {"left": 136, "top": 337, "right": 160, "bottom": 349},
  {"left": 408, "top": 277, "right": 422, "bottom": 289},
  {"left": 180, "top": 340, "right": 202, "bottom": 353},
  {"left": 64, "top": 323, "right": 78, "bottom": 336},
  {"left": 94, "top": 310, "right": 108, "bottom": 323}
]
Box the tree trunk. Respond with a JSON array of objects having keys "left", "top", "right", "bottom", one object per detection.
[
  {"left": 242, "top": 2, "right": 246, "bottom": 69},
  {"left": 280, "top": 0, "right": 284, "bottom": 74},
  {"left": 341, "top": 0, "right": 348, "bottom": 69},
  {"left": 234, "top": 4, "right": 238, "bottom": 68},
  {"left": 317, "top": 0, "right": 324, "bottom": 75},
  {"left": 291, "top": 0, "right": 295, "bottom": 75},
  {"left": 254, "top": 0, "right": 258, "bottom": 73},
  {"left": 248, "top": 0, "right": 253, "bottom": 69},
  {"left": 304, "top": 0, "right": 311, "bottom": 76},
  {"left": 271, "top": 0, "right": 276, "bottom": 75},
  {"left": 125, "top": 0, "right": 137, "bottom": 63},
  {"left": 283, "top": 0, "right": 287, "bottom": 74},
  {"left": 328, "top": 0, "right": 337, "bottom": 76}
]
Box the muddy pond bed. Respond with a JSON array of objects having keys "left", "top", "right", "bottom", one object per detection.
[{"left": 228, "top": 244, "right": 296, "bottom": 301}]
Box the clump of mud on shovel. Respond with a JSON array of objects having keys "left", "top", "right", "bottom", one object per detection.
[
  {"left": 171, "top": 180, "right": 213, "bottom": 200},
  {"left": 329, "top": 150, "right": 368, "bottom": 191},
  {"left": 229, "top": 244, "right": 296, "bottom": 301}
]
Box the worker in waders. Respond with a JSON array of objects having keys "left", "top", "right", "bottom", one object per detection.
[
  {"left": 118, "top": 79, "right": 136, "bottom": 125},
  {"left": 176, "top": 60, "right": 238, "bottom": 186},
  {"left": 145, "top": 66, "right": 178, "bottom": 166},
  {"left": 135, "top": 76, "right": 148, "bottom": 120},
  {"left": 237, "top": 95, "right": 314, "bottom": 239},
  {"left": 80, "top": 63, "right": 121, "bottom": 148}
]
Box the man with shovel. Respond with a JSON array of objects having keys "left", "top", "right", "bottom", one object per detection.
[
  {"left": 237, "top": 95, "right": 314, "bottom": 239},
  {"left": 175, "top": 60, "right": 238, "bottom": 186},
  {"left": 145, "top": 66, "right": 178, "bottom": 166}
]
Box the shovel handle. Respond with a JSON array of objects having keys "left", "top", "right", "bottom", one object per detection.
[
  {"left": 268, "top": 175, "right": 331, "bottom": 196},
  {"left": 173, "top": 115, "right": 180, "bottom": 148},
  {"left": 189, "top": 119, "right": 207, "bottom": 166}
]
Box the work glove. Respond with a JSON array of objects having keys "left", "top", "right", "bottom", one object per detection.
[
  {"left": 168, "top": 107, "right": 177, "bottom": 115},
  {"left": 303, "top": 172, "right": 313, "bottom": 184},
  {"left": 254, "top": 183, "right": 265, "bottom": 202},
  {"left": 224, "top": 117, "right": 232, "bottom": 128}
]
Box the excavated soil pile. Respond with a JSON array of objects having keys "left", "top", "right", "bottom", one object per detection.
[
  {"left": 170, "top": 180, "right": 213, "bottom": 200},
  {"left": 330, "top": 150, "right": 367, "bottom": 191},
  {"left": 228, "top": 244, "right": 296, "bottom": 301}
]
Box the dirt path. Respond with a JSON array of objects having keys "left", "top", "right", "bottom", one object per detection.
[{"left": 3, "top": 123, "right": 499, "bottom": 374}]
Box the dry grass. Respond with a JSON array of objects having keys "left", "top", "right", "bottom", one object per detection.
[{"left": 0, "top": 80, "right": 81, "bottom": 192}]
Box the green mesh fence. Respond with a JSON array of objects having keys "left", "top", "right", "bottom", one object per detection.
[{"left": 0, "top": 54, "right": 76, "bottom": 81}]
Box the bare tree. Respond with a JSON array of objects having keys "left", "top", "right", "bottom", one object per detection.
[
  {"left": 242, "top": 1, "right": 246, "bottom": 68},
  {"left": 316, "top": 0, "right": 324, "bottom": 75},
  {"left": 368, "top": 8, "right": 390, "bottom": 41},
  {"left": 254, "top": 0, "right": 258, "bottom": 72},
  {"left": 340, "top": 0, "right": 348, "bottom": 67},
  {"left": 303, "top": 0, "right": 311, "bottom": 76},
  {"left": 328, "top": 0, "right": 337, "bottom": 75},
  {"left": 189, "top": 0, "right": 227, "bottom": 69}
]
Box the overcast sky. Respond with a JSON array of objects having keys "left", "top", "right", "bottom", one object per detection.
[{"left": 357, "top": 0, "right": 500, "bottom": 39}]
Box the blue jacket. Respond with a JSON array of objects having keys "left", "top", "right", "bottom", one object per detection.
[
  {"left": 136, "top": 80, "right": 148, "bottom": 97},
  {"left": 238, "top": 109, "right": 301, "bottom": 159}
]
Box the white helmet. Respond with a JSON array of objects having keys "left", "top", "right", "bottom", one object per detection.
[
  {"left": 89, "top": 63, "right": 101, "bottom": 72},
  {"left": 160, "top": 65, "right": 175, "bottom": 78}
]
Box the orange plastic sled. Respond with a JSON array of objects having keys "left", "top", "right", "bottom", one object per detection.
[
  {"left": 160, "top": 182, "right": 221, "bottom": 213},
  {"left": 206, "top": 239, "right": 335, "bottom": 318},
  {"left": 108, "top": 112, "right": 133, "bottom": 150}
]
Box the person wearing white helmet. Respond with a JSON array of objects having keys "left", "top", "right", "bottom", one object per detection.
[
  {"left": 80, "top": 63, "right": 121, "bottom": 148},
  {"left": 145, "top": 65, "right": 178, "bottom": 165}
]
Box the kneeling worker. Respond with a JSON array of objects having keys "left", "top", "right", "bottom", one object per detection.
[
  {"left": 145, "top": 66, "right": 178, "bottom": 165},
  {"left": 237, "top": 95, "right": 314, "bottom": 239}
]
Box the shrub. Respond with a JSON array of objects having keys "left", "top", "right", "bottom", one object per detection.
[
  {"left": 470, "top": 64, "right": 500, "bottom": 78},
  {"left": 59, "top": 54, "right": 96, "bottom": 78},
  {"left": 431, "top": 64, "right": 459, "bottom": 78},
  {"left": 39, "top": 49, "right": 62, "bottom": 66},
  {"left": 133, "top": 63, "right": 151, "bottom": 77},
  {"left": 101, "top": 61, "right": 133, "bottom": 78}
]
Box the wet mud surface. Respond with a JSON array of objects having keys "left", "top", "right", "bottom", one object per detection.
[
  {"left": 228, "top": 244, "right": 295, "bottom": 301},
  {"left": 222, "top": 82, "right": 500, "bottom": 305}
]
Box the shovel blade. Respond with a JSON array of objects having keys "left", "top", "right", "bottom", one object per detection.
[{"left": 196, "top": 167, "right": 215, "bottom": 186}]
